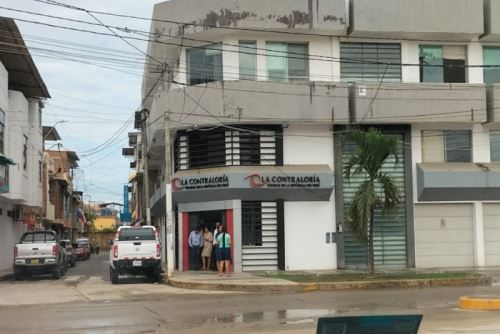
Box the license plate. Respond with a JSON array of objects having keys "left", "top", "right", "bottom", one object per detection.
[
  {"left": 31, "top": 259, "right": 39, "bottom": 265},
  {"left": 132, "top": 260, "right": 142, "bottom": 267}
]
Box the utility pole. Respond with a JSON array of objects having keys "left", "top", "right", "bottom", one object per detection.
[
  {"left": 164, "top": 108, "right": 174, "bottom": 277},
  {"left": 142, "top": 109, "right": 152, "bottom": 226}
]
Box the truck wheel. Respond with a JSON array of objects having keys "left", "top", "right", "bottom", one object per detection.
[
  {"left": 110, "top": 267, "right": 119, "bottom": 284},
  {"left": 152, "top": 269, "right": 162, "bottom": 283},
  {"left": 52, "top": 264, "right": 61, "bottom": 279},
  {"left": 14, "top": 272, "right": 23, "bottom": 281}
]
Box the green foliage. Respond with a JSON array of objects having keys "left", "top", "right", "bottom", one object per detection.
[
  {"left": 343, "top": 128, "right": 401, "bottom": 273},
  {"left": 94, "top": 227, "right": 116, "bottom": 234}
]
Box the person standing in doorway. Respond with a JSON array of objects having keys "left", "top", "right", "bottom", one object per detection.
[
  {"left": 201, "top": 226, "right": 213, "bottom": 270},
  {"left": 216, "top": 225, "right": 231, "bottom": 276},
  {"left": 212, "top": 222, "right": 221, "bottom": 271},
  {"left": 188, "top": 226, "right": 203, "bottom": 270}
]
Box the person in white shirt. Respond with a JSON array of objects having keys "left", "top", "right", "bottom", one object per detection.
[{"left": 212, "top": 222, "right": 221, "bottom": 271}]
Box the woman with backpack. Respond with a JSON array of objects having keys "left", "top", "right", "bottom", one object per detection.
[{"left": 216, "top": 225, "right": 231, "bottom": 276}]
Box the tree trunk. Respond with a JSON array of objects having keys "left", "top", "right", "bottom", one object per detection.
[{"left": 368, "top": 209, "right": 375, "bottom": 274}]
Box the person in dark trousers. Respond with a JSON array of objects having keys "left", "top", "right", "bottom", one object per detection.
[
  {"left": 216, "top": 225, "right": 231, "bottom": 276},
  {"left": 188, "top": 226, "right": 203, "bottom": 270},
  {"left": 95, "top": 241, "right": 100, "bottom": 255}
]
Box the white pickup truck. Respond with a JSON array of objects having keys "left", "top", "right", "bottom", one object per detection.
[
  {"left": 109, "top": 226, "right": 162, "bottom": 284},
  {"left": 14, "top": 230, "right": 67, "bottom": 280}
]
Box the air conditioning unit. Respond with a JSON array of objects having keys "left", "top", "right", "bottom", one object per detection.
[{"left": 12, "top": 206, "right": 23, "bottom": 221}]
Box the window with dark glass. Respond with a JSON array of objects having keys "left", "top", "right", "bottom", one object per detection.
[
  {"left": 422, "top": 130, "right": 471, "bottom": 163},
  {"left": 187, "top": 129, "right": 226, "bottom": 168},
  {"left": 0, "top": 110, "right": 4, "bottom": 154},
  {"left": 239, "top": 131, "right": 260, "bottom": 165},
  {"left": 490, "top": 131, "right": 500, "bottom": 162},
  {"left": 445, "top": 130, "right": 471, "bottom": 162},
  {"left": 187, "top": 44, "right": 223, "bottom": 85},
  {"left": 239, "top": 41, "right": 257, "bottom": 80},
  {"left": 340, "top": 43, "right": 402, "bottom": 81},
  {"left": 420, "top": 45, "right": 466, "bottom": 83},
  {"left": 267, "top": 42, "right": 308, "bottom": 81},
  {"left": 242, "top": 201, "right": 262, "bottom": 246},
  {"left": 484, "top": 47, "right": 500, "bottom": 84}
]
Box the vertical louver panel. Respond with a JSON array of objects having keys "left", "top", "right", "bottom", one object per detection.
[{"left": 342, "top": 134, "right": 407, "bottom": 268}]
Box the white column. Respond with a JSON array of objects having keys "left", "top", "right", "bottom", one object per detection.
[
  {"left": 223, "top": 37, "right": 239, "bottom": 81},
  {"left": 309, "top": 37, "right": 333, "bottom": 82},
  {"left": 402, "top": 41, "right": 420, "bottom": 83},
  {"left": 467, "top": 42, "right": 484, "bottom": 84},
  {"left": 473, "top": 201, "right": 486, "bottom": 267},
  {"left": 177, "top": 211, "right": 184, "bottom": 271},
  {"left": 411, "top": 125, "right": 422, "bottom": 202},
  {"left": 232, "top": 200, "right": 243, "bottom": 272},
  {"left": 472, "top": 124, "right": 490, "bottom": 163},
  {"left": 256, "top": 39, "right": 267, "bottom": 81},
  {"left": 173, "top": 48, "right": 186, "bottom": 88},
  {"left": 332, "top": 37, "right": 341, "bottom": 82}
]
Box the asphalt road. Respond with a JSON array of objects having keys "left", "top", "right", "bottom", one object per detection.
[{"left": 1, "top": 253, "right": 500, "bottom": 333}]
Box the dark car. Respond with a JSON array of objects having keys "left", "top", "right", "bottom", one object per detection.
[
  {"left": 74, "top": 238, "right": 91, "bottom": 260},
  {"left": 60, "top": 240, "right": 76, "bottom": 268}
]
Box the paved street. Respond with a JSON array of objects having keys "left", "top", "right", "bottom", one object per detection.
[{"left": 0, "top": 253, "right": 499, "bottom": 333}]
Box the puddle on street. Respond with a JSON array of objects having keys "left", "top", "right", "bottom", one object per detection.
[{"left": 213, "top": 309, "right": 335, "bottom": 325}]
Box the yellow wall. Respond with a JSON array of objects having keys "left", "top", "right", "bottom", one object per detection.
[{"left": 93, "top": 216, "right": 117, "bottom": 232}]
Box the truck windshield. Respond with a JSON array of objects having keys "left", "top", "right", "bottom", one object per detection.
[
  {"left": 118, "top": 228, "right": 155, "bottom": 241},
  {"left": 22, "top": 233, "right": 56, "bottom": 243}
]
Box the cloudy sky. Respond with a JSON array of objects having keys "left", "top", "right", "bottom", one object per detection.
[{"left": 0, "top": 0, "right": 162, "bottom": 203}]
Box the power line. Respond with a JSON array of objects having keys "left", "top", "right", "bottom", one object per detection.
[{"left": 31, "top": 0, "right": 500, "bottom": 45}]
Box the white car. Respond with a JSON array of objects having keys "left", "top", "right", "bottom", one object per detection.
[{"left": 109, "top": 226, "right": 162, "bottom": 284}]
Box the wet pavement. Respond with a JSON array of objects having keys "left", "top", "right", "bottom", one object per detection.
[{"left": 1, "top": 253, "right": 500, "bottom": 333}]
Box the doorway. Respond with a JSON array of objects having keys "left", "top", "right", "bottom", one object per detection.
[{"left": 186, "top": 210, "right": 226, "bottom": 271}]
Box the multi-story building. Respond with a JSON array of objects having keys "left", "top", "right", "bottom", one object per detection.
[
  {"left": 126, "top": 0, "right": 500, "bottom": 272},
  {"left": 0, "top": 18, "right": 50, "bottom": 271},
  {"left": 43, "top": 149, "right": 79, "bottom": 239}
]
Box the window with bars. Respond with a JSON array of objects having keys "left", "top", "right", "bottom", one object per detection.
[
  {"left": 174, "top": 126, "right": 281, "bottom": 171},
  {"left": 242, "top": 201, "right": 262, "bottom": 246},
  {"left": 340, "top": 42, "right": 402, "bottom": 82},
  {"left": 187, "top": 129, "right": 226, "bottom": 168}
]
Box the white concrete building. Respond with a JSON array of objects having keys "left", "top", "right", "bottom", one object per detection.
[
  {"left": 0, "top": 19, "right": 50, "bottom": 272},
  {"left": 129, "top": 0, "right": 500, "bottom": 272}
]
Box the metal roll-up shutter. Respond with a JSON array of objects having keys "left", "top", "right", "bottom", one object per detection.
[{"left": 342, "top": 134, "right": 407, "bottom": 268}]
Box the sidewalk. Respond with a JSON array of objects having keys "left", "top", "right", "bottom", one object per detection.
[{"left": 166, "top": 269, "right": 494, "bottom": 293}]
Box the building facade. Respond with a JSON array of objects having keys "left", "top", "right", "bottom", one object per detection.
[
  {"left": 126, "top": 0, "right": 500, "bottom": 271},
  {"left": 0, "top": 19, "right": 50, "bottom": 271}
]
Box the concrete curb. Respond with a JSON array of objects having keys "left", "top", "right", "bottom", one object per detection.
[
  {"left": 459, "top": 295, "right": 500, "bottom": 310},
  {"left": 167, "top": 275, "right": 491, "bottom": 293},
  {"left": 0, "top": 272, "right": 13, "bottom": 282}
]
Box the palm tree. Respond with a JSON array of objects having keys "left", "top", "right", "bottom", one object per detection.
[{"left": 343, "top": 128, "right": 401, "bottom": 274}]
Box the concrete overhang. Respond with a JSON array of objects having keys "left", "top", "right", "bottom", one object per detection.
[
  {"left": 0, "top": 18, "right": 50, "bottom": 98},
  {"left": 481, "top": 0, "right": 500, "bottom": 41},
  {"left": 350, "top": 0, "right": 484, "bottom": 41},
  {"left": 417, "top": 163, "right": 500, "bottom": 201},
  {"left": 42, "top": 126, "right": 61, "bottom": 141}
]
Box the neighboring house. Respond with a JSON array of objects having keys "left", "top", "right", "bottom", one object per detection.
[
  {"left": 93, "top": 216, "right": 117, "bottom": 232},
  {"left": 0, "top": 18, "right": 50, "bottom": 271},
  {"left": 123, "top": 0, "right": 500, "bottom": 272},
  {"left": 43, "top": 149, "right": 79, "bottom": 239}
]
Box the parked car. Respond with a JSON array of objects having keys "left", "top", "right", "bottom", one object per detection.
[
  {"left": 60, "top": 239, "right": 76, "bottom": 268},
  {"left": 109, "top": 226, "right": 162, "bottom": 284},
  {"left": 13, "top": 230, "right": 67, "bottom": 280},
  {"left": 74, "top": 238, "right": 91, "bottom": 260}
]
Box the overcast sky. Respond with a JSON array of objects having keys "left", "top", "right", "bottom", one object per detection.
[{"left": 0, "top": 0, "right": 162, "bottom": 204}]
